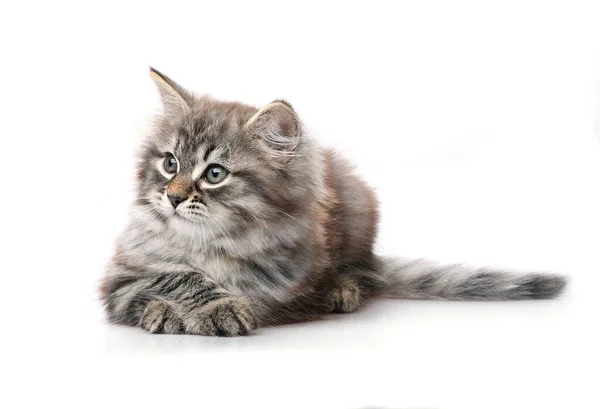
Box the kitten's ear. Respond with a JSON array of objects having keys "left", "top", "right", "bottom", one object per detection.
[
  {"left": 149, "top": 67, "right": 193, "bottom": 116},
  {"left": 245, "top": 100, "right": 300, "bottom": 152}
]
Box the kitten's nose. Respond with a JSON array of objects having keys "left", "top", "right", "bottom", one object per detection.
[{"left": 167, "top": 194, "right": 185, "bottom": 209}]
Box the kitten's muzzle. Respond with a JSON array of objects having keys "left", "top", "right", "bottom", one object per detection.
[{"left": 166, "top": 175, "right": 194, "bottom": 209}]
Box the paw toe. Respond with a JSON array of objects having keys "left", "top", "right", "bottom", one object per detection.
[
  {"left": 140, "top": 300, "right": 183, "bottom": 334},
  {"left": 184, "top": 297, "right": 256, "bottom": 337},
  {"left": 140, "top": 300, "right": 167, "bottom": 333},
  {"left": 329, "top": 277, "right": 362, "bottom": 313}
]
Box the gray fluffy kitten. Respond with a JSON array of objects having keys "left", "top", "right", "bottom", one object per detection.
[{"left": 100, "top": 68, "right": 567, "bottom": 336}]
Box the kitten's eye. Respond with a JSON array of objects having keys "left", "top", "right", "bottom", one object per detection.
[
  {"left": 163, "top": 153, "right": 178, "bottom": 174},
  {"left": 205, "top": 164, "right": 228, "bottom": 184}
]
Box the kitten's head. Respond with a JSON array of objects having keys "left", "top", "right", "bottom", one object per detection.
[{"left": 136, "top": 68, "right": 318, "bottom": 240}]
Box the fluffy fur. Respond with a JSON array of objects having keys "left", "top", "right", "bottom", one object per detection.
[{"left": 99, "top": 68, "right": 567, "bottom": 336}]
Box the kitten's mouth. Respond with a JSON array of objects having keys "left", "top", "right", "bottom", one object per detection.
[
  {"left": 172, "top": 212, "right": 205, "bottom": 223},
  {"left": 172, "top": 212, "right": 189, "bottom": 221}
]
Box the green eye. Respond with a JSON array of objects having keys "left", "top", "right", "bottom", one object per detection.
[
  {"left": 205, "top": 164, "right": 228, "bottom": 184},
  {"left": 163, "top": 154, "right": 178, "bottom": 174}
]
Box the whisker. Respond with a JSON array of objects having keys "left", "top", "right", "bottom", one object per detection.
[
  {"left": 213, "top": 218, "right": 236, "bottom": 254},
  {"left": 279, "top": 211, "right": 310, "bottom": 229}
]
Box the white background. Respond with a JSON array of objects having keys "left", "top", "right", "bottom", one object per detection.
[{"left": 1, "top": 1, "right": 599, "bottom": 408}]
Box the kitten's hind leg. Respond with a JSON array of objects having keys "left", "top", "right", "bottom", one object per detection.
[
  {"left": 140, "top": 300, "right": 184, "bottom": 334},
  {"left": 326, "top": 275, "right": 362, "bottom": 313}
]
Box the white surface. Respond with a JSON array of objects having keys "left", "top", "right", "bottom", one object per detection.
[{"left": 1, "top": 1, "right": 599, "bottom": 408}]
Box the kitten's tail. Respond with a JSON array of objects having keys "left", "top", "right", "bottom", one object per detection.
[{"left": 374, "top": 256, "right": 567, "bottom": 300}]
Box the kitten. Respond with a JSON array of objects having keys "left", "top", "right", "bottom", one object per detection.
[{"left": 100, "top": 68, "right": 567, "bottom": 336}]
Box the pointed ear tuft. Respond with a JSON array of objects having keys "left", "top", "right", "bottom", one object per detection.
[
  {"left": 245, "top": 101, "right": 300, "bottom": 153},
  {"left": 148, "top": 67, "right": 193, "bottom": 116},
  {"left": 271, "top": 99, "right": 294, "bottom": 110}
]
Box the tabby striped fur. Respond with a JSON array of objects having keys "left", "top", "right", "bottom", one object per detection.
[{"left": 99, "top": 68, "right": 567, "bottom": 336}]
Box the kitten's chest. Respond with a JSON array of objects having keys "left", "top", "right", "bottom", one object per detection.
[
  {"left": 130, "top": 225, "right": 301, "bottom": 301},
  {"left": 185, "top": 249, "right": 297, "bottom": 302},
  {"left": 186, "top": 251, "right": 239, "bottom": 284}
]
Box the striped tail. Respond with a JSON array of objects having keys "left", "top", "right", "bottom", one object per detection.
[{"left": 376, "top": 256, "right": 567, "bottom": 300}]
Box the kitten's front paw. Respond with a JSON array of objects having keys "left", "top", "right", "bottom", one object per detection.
[
  {"left": 140, "top": 300, "right": 184, "bottom": 334},
  {"left": 184, "top": 297, "right": 256, "bottom": 336}
]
